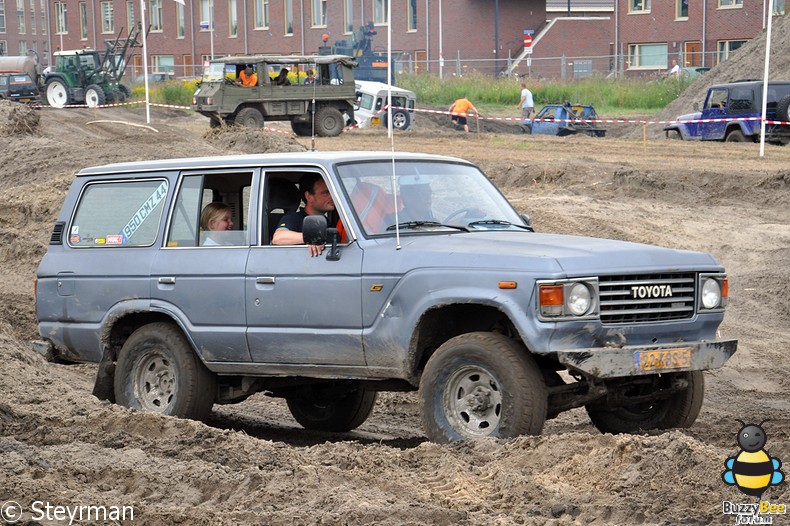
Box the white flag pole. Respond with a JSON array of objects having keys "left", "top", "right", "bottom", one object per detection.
[
  {"left": 759, "top": 0, "right": 774, "bottom": 157},
  {"left": 386, "top": 0, "right": 392, "bottom": 139},
  {"left": 140, "top": 0, "right": 151, "bottom": 123}
]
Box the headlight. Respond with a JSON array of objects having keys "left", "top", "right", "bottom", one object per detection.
[
  {"left": 567, "top": 282, "right": 592, "bottom": 316},
  {"left": 701, "top": 277, "right": 722, "bottom": 309}
]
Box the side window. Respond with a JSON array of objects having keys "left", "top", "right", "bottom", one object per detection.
[
  {"left": 166, "top": 172, "right": 252, "bottom": 247},
  {"left": 706, "top": 89, "right": 728, "bottom": 110},
  {"left": 728, "top": 87, "right": 752, "bottom": 113},
  {"left": 69, "top": 179, "right": 168, "bottom": 247}
]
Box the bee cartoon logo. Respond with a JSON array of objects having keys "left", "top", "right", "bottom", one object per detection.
[{"left": 722, "top": 420, "right": 784, "bottom": 497}]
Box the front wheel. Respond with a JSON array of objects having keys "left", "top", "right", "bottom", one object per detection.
[
  {"left": 725, "top": 129, "right": 748, "bottom": 142},
  {"left": 114, "top": 322, "right": 216, "bottom": 420},
  {"left": 85, "top": 84, "right": 107, "bottom": 108},
  {"left": 235, "top": 107, "right": 265, "bottom": 128},
  {"left": 286, "top": 382, "right": 377, "bottom": 432},
  {"left": 586, "top": 371, "right": 704, "bottom": 434},
  {"left": 419, "top": 332, "right": 547, "bottom": 443}
]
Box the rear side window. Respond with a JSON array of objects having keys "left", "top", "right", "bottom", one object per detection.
[{"left": 69, "top": 179, "right": 169, "bottom": 247}]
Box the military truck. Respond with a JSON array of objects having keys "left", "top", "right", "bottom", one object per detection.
[{"left": 191, "top": 54, "right": 357, "bottom": 137}]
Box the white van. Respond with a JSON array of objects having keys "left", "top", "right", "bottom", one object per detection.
[{"left": 354, "top": 80, "right": 416, "bottom": 130}]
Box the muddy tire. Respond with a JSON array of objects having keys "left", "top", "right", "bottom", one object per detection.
[
  {"left": 586, "top": 371, "right": 704, "bottom": 434},
  {"left": 114, "top": 322, "right": 216, "bottom": 420},
  {"left": 119, "top": 84, "right": 133, "bottom": 100},
  {"left": 235, "top": 107, "right": 265, "bottom": 128},
  {"left": 45, "top": 78, "right": 70, "bottom": 108},
  {"left": 314, "top": 106, "right": 344, "bottom": 137},
  {"left": 419, "top": 332, "right": 547, "bottom": 443},
  {"left": 286, "top": 383, "right": 377, "bottom": 432},
  {"left": 665, "top": 129, "right": 683, "bottom": 140},
  {"left": 725, "top": 129, "right": 748, "bottom": 142},
  {"left": 85, "top": 84, "right": 106, "bottom": 108},
  {"left": 777, "top": 94, "right": 790, "bottom": 122}
]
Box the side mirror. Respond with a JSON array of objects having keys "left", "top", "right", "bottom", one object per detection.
[
  {"left": 302, "top": 215, "right": 327, "bottom": 245},
  {"left": 520, "top": 213, "right": 535, "bottom": 232},
  {"left": 693, "top": 102, "right": 699, "bottom": 112}
]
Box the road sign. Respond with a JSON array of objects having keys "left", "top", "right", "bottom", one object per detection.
[
  {"left": 525, "top": 47, "right": 533, "bottom": 55},
  {"left": 524, "top": 34, "right": 533, "bottom": 48}
]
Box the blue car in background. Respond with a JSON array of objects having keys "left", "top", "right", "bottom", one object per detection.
[{"left": 522, "top": 102, "right": 606, "bottom": 137}]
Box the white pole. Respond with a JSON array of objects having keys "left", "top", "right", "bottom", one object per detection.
[
  {"left": 209, "top": 0, "right": 214, "bottom": 58},
  {"left": 386, "top": 0, "right": 392, "bottom": 138},
  {"left": 760, "top": 0, "right": 774, "bottom": 157},
  {"left": 438, "top": 0, "right": 443, "bottom": 80},
  {"left": 140, "top": 0, "right": 151, "bottom": 123}
]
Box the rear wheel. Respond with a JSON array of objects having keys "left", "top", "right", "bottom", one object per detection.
[
  {"left": 725, "top": 129, "right": 748, "bottom": 142},
  {"left": 45, "top": 78, "right": 70, "bottom": 108},
  {"left": 286, "top": 382, "right": 377, "bottom": 432},
  {"left": 419, "top": 332, "right": 547, "bottom": 443},
  {"left": 384, "top": 109, "right": 411, "bottom": 130},
  {"left": 586, "top": 371, "right": 704, "bottom": 434},
  {"left": 114, "top": 322, "right": 216, "bottom": 420},
  {"left": 235, "top": 107, "right": 265, "bottom": 128},
  {"left": 314, "top": 106, "right": 345, "bottom": 137},
  {"left": 85, "top": 84, "right": 106, "bottom": 108},
  {"left": 119, "top": 84, "right": 133, "bottom": 100}
]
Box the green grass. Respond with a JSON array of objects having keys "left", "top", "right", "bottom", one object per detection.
[{"left": 396, "top": 73, "right": 693, "bottom": 115}]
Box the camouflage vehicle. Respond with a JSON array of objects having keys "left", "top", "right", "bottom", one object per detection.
[{"left": 191, "top": 54, "right": 357, "bottom": 137}]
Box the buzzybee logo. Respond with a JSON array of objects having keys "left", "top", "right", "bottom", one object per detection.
[{"left": 722, "top": 420, "right": 784, "bottom": 498}]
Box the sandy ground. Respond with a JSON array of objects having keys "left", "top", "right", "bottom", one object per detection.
[{"left": 1, "top": 100, "right": 789, "bottom": 526}]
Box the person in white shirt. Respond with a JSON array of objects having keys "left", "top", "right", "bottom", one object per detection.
[
  {"left": 668, "top": 59, "right": 680, "bottom": 77},
  {"left": 517, "top": 83, "right": 534, "bottom": 120}
]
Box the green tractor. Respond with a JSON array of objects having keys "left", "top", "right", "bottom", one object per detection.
[{"left": 45, "top": 26, "right": 141, "bottom": 108}]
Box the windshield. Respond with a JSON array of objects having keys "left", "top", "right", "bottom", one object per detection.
[
  {"left": 203, "top": 62, "right": 229, "bottom": 82},
  {"left": 336, "top": 160, "right": 525, "bottom": 236}
]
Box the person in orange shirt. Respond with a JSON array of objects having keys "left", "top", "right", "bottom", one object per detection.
[
  {"left": 236, "top": 65, "right": 258, "bottom": 87},
  {"left": 449, "top": 97, "right": 478, "bottom": 132}
]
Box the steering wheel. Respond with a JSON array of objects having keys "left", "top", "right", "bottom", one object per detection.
[{"left": 444, "top": 207, "right": 483, "bottom": 223}]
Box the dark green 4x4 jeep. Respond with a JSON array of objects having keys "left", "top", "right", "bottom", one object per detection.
[{"left": 191, "top": 54, "right": 357, "bottom": 137}]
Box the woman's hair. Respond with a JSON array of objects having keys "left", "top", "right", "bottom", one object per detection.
[{"left": 200, "top": 202, "right": 232, "bottom": 230}]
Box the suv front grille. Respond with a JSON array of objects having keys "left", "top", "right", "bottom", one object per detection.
[{"left": 599, "top": 273, "right": 696, "bottom": 324}]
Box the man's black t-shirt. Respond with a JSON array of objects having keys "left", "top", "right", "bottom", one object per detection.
[{"left": 277, "top": 209, "right": 308, "bottom": 232}]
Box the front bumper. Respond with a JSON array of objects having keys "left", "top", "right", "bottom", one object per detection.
[{"left": 555, "top": 339, "right": 737, "bottom": 379}]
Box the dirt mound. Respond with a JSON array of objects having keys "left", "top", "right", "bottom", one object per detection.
[
  {"left": 0, "top": 100, "right": 40, "bottom": 135},
  {"left": 2, "top": 105, "right": 790, "bottom": 525}
]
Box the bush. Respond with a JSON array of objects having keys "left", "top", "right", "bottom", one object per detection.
[{"left": 128, "top": 80, "right": 196, "bottom": 107}]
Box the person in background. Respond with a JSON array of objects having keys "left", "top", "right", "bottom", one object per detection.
[
  {"left": 200, "top": 202, "right": 234, "bottom": 246},
  {"left": 272, "top": 174, "right": 334, "bottom": 256},
  {"left": 235, "top": 65, "right": 258, "bottom": 87},
  {"left": 303, "top": 69, "right": 317, "bottom": 85},
  {"left": 667, "top": 59, "right": 680, "bottom": 78},
  {"left": 274, "top": 68, "right": 291, "bottom": 86},
  {"left": 449, "top": 97, "right": 478, "bottom": 132},
  {"left": 517, "top": 82, "right": 534, "bottom": 120}
]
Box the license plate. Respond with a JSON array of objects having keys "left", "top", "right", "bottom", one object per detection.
[
  {"left": 635, "top": 347, "right": 692, "bottom": 371},
  {"left": 17, "top": 98, "right": 30, "bottom": 102},
  {"left": 370, "top": 117, "right": 381, "bottom": 126}
]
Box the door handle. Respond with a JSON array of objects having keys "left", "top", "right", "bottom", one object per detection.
[
  {"left": 256, "top": 276, "right": 276, "bottom": 284},
  {"left": 158, "top": 277, "right": 176, "bottom": 284}
]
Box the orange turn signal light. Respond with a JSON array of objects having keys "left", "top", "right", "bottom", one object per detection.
[
  {"left": 722, "top": 278, "right": 729, "bottom": 298},
  {"left": 498, "top": 281, "right": 517, "bottom": 289},
  {"left": 539, "top": 285, "right": 564, "bottom": 306}
]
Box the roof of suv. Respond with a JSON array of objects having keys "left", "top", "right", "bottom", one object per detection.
[
  {"left": 77, "top": 151, "right": 472, "bottom": 176},
  {"left": 210, "top": 54, "right": 357, "bottom": 66}
]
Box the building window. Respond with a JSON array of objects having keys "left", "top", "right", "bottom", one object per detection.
[
  {"left": 254, "top": 0, "right": 268, "bottom": 28},
  {"left": 101, "top": 1, "right": 113, "bottom": 32},
  {"left": 311, "top": 0, "right": 326, "bottom": 26},
  {"left": 79, "top": 1, "right": 87, "bottom": 39},
  {"left": 200, "top": 0, "right": 210, "bottom": 30},
  {"left": 774, "top": 0, "right": 785, "bottom": 14},
  {"left": 40, "top": 0, "right": 45, "bottom": 34},
  {"left": 16, "top": 0, "right": 24, "bottom": 34},
  {"left": 717, "top": 40, "right": 746, "bottom": 62},
  {"left": 629, "top": 0, "right": 650, "bottom": 13},
  {"left": 29, "top": 0, "right": 35, "bottom": 35},
  {"left": 17, "top": 38, "right": 25, "bottom": 53},
  {"left": 676, "top": 0, "right": 688, "bottom": 18},
  {"left": 151, "top": 54, "right": 174, "bottom": 73},
  {"left": 0, "top": 40, "right": 6, "bottom": 53},
  {"left": 228, "top": 0, "right": 237, "bottom": 36},
  {"left": 284, "top": 0, "right": 292, "bottom": 35},
  {"left": 373, "top": 0, "right": 388, "bottom": 24},
  {"left": 718, "top": 0, "right": 743, "bottom": 7},
  {"left": 407, "top": 0, "right": 416, "bottom": 30},
  {"left": 149, "top": 0, "right": 162, "bottom": 31},
  {"left": 176, "top": 2, "right": 184, "bottom": 37},
  {"left": 55, "top": 2, "right": 67, "bottom": 35},
  {"left": 126, "top": 1, "right": 134, "bottom": 31},
  {"left": 627, "top": 43, "right": 667, "bottom": 68},
  {"left": 343, "top": 0, "right": 352, "bottom": 32},
  {"left": 0, "top": 0, "right": 5, "bottom": 33}
]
